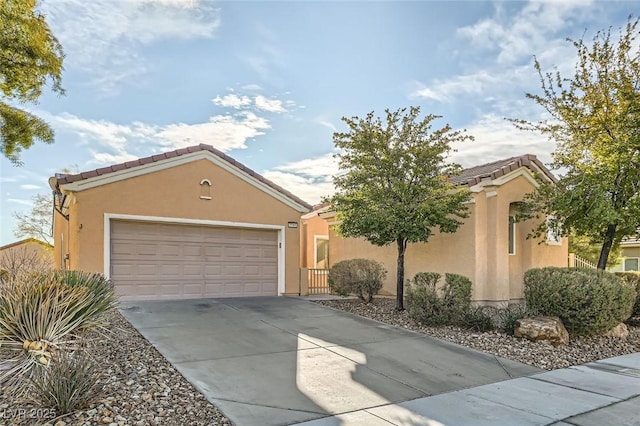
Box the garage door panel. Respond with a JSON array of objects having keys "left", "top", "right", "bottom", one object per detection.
[{"left": 111, "top": 221, "right": 279, "bottom": 300}]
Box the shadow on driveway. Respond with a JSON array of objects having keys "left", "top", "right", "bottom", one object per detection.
[{"left": 120, "top": 297, "right": 541, "bottom": 426}]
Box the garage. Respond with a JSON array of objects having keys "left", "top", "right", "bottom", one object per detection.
[
  {"left": 51, "top": 144, "right": 311, "bottom": 299},
  {"left": 110, "top": 220, "right": 279, "bottom": 301}
]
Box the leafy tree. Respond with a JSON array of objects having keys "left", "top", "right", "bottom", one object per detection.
[
  {"left": 0, "top": 0, "right": 64, "bottom": 165},
  {"left": 512, "top": 17, "right": 640, "bottom": 269},
  {"left": 569, "top": 233, "right": 620, "bottom": 268},
  {"left": 329, "top": 107, "right": 472, "bottom": 310},
  {"left": 13, "top": 193, "right": 53, "bottom": 244}
]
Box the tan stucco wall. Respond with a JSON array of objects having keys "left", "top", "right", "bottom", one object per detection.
[
  {"left": 327, "top": 171, "right": 568, "bottom": 303},
  {"left": 0, "top": 240, "right": 53, "bottom": 270},
  {"left": 328, "top": 206, "right": 477, "bottom": 297},
  {"left": 56, "top": 159, "right": 305, "bottom": 295},
  {"left": 300, "top": 214, "right": 329, "bottom": 268}
]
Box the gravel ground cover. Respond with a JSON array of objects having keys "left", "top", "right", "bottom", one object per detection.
[
  {"left": 3, "top": 298, "right": 638, "bottom": 425},
  {"left": 1, "top": 312, "right": 231, "bottom": 426},
  {"left": 316, "top": 298, "right": 640, "bottom": 371}
]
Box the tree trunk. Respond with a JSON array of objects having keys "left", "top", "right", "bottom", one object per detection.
[
  {"left": 396, "top": 238, "right": 407, "bottom": 311},
  {"left": 597, "top": 224, "right": 617, "bottom": 270}
]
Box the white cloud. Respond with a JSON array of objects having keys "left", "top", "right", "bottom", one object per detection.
[
  {"left": 315, "top": 118, "right": 337, "bottom": 132},
  {"left": 241, "top": 84, "right": 263, "bottom": 91},
  {"left": 254, "top": 96, "right": 286, "bottom": 113},
  {"left": 271, "top": 153, "right": 339, "bottom": 178},
  {"left": 410, "top": 69, "right": 504, "bottom": 102},
  {"left": 19, "top": 184, "right": 41, "bottom": 190},
  {"left": 450, "top": 114, "right": 554, "bottom": 168},
  {"left": 47, "top": 110, "right": 272, "bottom": 166},
  {"left": 263, "top": 153, "right": 338, "bottom": 204},
  {"left": 156, "top": 112, "right": 270, "bottom": 151},
  {"left": 263, "top": 171, "right": 333, "bottom": 205},
  {"left": 7, "top": 198, "right": 32, "bottom": 207},
  {"left": 213, "top": 94, "right": 253, "bottom": 109},
  {"left": 457, "top": 0, "right": 595, "bottom": 65},
  {"left": 213, "top": 92, "right": 294, "bottom": 113},
  {"left": 42, "top": 0, "right": 221, "bottom": 93},
  {"left": 90, "top": 152, "right": 140, "bottom": 165}
]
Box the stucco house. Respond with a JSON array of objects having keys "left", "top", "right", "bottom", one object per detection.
[
  {"left": 0, "top": 238, "right": 53, "bottom": 274},
  {"left": 307, "top": 154, "right": 569, "bottom": 305},
  {"left": 50, "top": 144, "right": 311, "bottom": 301},
  {"left": 610, "top": 238, "right": 640, "bottom": 272}
]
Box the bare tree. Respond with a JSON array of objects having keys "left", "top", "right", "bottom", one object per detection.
[{"left": 13, "top": 193, "right": 53, "bottom": 244}]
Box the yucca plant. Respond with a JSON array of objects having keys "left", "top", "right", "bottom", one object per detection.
[
  {"left": 0, "top": 270, "right": 117, "bottom": 394},
  {"left": 26, "top": 350, "right": 104, "bottom": 415},
  {"left": 45, "top": 270, "right": 117, "bottom": 333}
]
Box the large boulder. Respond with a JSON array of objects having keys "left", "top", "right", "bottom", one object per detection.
[
  {"left": 514, "top": 316, "right": 569, "bottom": 346},
  {"left": 603, "top": 323, "right": 629, "bottom": 339}
]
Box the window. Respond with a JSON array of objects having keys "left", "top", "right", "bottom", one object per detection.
[
  {"left": 624, "top": 258, "right": 639, "bottom": 271},
  {"left": 314, "top": 236, "right": 329, "bottom": 269},
  {"left": 546, "top": 216, "right": 562, "bottom": 245},
  {"left": 508, "top": 215, "right": 516, "bottom": 255}
]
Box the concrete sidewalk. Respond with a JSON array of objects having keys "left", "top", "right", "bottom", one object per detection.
[{"left": 295, "top": 352, "right": 640, "bottom": 425}]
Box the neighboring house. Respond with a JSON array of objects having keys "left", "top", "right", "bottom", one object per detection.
[
  {"left": 609, "top": 238, "right": 640, "bottom": 272},
  {"left": 314, "top": 154, "right": 568, "bottom": 305},
  {"left": 0, "top": 238, "right": 54, "bottom": 274},
  {"left": 50, "top": 144, "right": 312, "bottom": 301}
]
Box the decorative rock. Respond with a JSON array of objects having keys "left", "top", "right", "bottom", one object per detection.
[
  {"left": 604, "top": 323, "right": 629, "bottom": 339},
  {"left": 514, "top": 316, "right": 570, "bottom": 346}
]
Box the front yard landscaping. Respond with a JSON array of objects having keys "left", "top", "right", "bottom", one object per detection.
[
  {"left": 1, "top": 311, "right": 230, "bottom": 426},
  {"left": 316, "top": 298, "right": 640, "bottom": 371}
]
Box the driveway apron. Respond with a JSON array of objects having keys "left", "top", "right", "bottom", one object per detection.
[{"left": 120, "top": 297, "right": 541, "bottom": 426}]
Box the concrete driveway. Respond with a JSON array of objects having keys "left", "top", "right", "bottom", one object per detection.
[{"left": 120, "top": 297, "right": 541, "bottom": 426}]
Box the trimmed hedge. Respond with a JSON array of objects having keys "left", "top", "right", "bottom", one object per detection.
[
  {"left": 615, "top": 272, "right": 640, "bottom": 317},
  {"left": 524, "top": 267, "right": 635, "bottom": 335},
  {"left": 328, "top": 259, "right": 386, "bottom": 303}
]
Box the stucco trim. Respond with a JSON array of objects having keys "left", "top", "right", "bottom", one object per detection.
[
  {"left": 103, "top": 213, "right": 286, "bottom": 296},
  {"left": 468, "top": 168, "right": 540, "bottom": 193},
  {"left": 491, "top": 168, "right": 541, "bottom": 188},
  {"left": 63, "top": 152, "right": 310, "bottom": 213}
]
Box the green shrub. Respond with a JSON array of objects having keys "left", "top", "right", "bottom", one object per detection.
[
  {"left": 406, "top": 278, "right": 447, "bottom": 326},
  {"left": 406, "top": 272, "right": 476, "bottom": 328},
  {"left": 615, "top": 272, "right": 640, "bottom": 317},
  {"left": 328, "top": 259, "right": 386, "bottom": 303},
  {"left": 27, "top": 351, "right": 104, "bottom": 415},
  {"left": 524, "top": 267, "right": 635, "bottom": 335},
  {"left": 412, "top": 272, "right": 441, "bottom": 289},
  {"left": 459, "top": 306, "right": 495, "bottom": 332},
  {"left": 442, "top": 273, "right": 472, "bottom": 318},
  {"left": 498, "top": 304, "right": 531, "bottom": 335}
]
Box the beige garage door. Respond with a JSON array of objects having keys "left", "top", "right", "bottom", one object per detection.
[{"left": 110, "top": 221, "right": 278, "bottom": 300}]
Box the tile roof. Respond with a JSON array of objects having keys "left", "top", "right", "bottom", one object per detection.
[
  {"left": 451, "top": 154, "right": 556, "bottom": 186},
  {"left": 56, "top": 144, "right": 313, "bottom": 210}
]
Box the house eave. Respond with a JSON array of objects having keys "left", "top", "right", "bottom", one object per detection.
[{"left": 58, "top": 151, "right": 311, "bottom": 213}]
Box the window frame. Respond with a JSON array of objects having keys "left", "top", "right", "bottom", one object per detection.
[
  {"left": 313, "top": 235, "right": 329, "bottom": 269},
  {"left": 508, "top": 215, "right": 516, "bottom": 255},
  {"left": 623, "top": 257, "right": 640, "bottom": 271}
]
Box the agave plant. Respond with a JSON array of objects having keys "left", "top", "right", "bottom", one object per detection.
[
  {"left": 0, "top": 270, "right": 117, "bottom": 394},
  {"left": 27, "top": 350, "right": 104, "bottom": 415}
]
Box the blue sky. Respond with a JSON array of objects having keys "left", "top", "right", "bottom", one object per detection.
[{"left": 0, "top": 0, "right": 636, "bottom": 245}]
